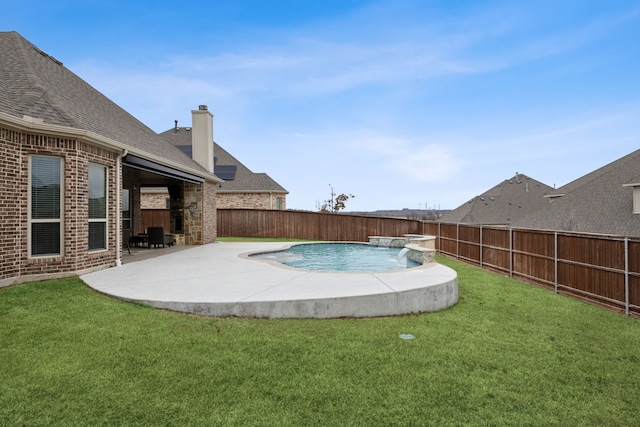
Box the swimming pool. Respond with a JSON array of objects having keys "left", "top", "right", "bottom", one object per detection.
[{"left": 250, "top": 242, "right": 420, "bottom": 272}]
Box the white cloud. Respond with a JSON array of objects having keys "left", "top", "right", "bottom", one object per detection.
[
  {"left": 314, "top": 131, "right": 466, "bottom": 184},
  {"left": 384, "top": 144, "right": 464, "bottom": 183}
]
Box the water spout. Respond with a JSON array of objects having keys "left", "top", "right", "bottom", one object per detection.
[
  {"left": 397, "top": 248, "right": 409, "bottom": 262},
  {"left": 379, "top": 237, "right": 392, "bottom": 247}
]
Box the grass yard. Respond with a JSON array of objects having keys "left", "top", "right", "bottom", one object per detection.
[{"left": 1, "top": 256, "right": 639, "bottom": 426}]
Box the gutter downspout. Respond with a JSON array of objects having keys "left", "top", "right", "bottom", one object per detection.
[{"left": 115, "top": 149, "right": 128, "bottom": 266}]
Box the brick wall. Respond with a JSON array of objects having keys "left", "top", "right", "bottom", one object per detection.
[
  {"left": 0, "top": 124, "right": 119, "bottom": 287},
  {"left": 181, "top": 181, "right": 218, "bottom": 245},
  {"left": 183, "top": 182, "right": 203, "bottom": 245},
  {"left": 217, "top": 192, "right": 286, "bottom": 210},
  {"left": 202, "top": 181, "right": 217, "bottom": 244},
  {"left": 0, "top": 127, "right": 22, "bottom": 282},
  {"left": 141, "top": 191, "right": 169, "bottom": 209}
]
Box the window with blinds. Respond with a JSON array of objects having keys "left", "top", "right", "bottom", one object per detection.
[
  {"left": 89, "top": 163, "right": 107, "bottom": 251},
  {"left": 30, "top": 155, "right": 63, "bottom": 256},
  {"left": 122, "top": 189, "right": 131, "bottom": 230}
]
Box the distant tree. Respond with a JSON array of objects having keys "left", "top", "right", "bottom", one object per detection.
[
  {"left": 319, "top": 184, "right": 355, "bottom": 213},
  {"left": 556, "top": 206, "right": 587, "bottom": 232}
]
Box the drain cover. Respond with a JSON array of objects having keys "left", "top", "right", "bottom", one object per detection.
[{"left": 399, "top": 334, "right": 415, "bottom": 340}]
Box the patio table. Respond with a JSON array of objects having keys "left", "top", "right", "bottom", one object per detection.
[{"left": 131, "top": 234, "right": 148, "bottom": 247}]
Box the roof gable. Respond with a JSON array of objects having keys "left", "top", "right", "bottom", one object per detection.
[
  {"left": 440, "top": 174, "right": 554, "bottom": 225},
  {"left": 515, "top": 149, "right": 640, "bottom": 236},
  {"left": 0, "top": 31, "right": 213, "bottom": 178}
]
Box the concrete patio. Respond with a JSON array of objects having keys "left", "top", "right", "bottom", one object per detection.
[{"left": 81, "top": 242, "right": 458, "bottom": 318}]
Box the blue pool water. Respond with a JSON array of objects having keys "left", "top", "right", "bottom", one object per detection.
[{"left": 250, "top": 243, "right": 420, "bottom": 272}]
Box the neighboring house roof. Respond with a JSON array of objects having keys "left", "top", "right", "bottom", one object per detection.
[
  {"left": 514, "top": 149, "right": 640, "bottom": 237},
  {"left": 439, "top": 174, "right": 554, "bottom": 225},
  {"left": 159, "top": 126, "right": 288, "bottom": 194},
  {"left": 0, "top": 31, "right": 216, "bottom": 181}
]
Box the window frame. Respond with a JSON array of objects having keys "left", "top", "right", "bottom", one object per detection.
[
  {"left": 28, "top": 155, "right": 64, "bottom": 258},
  {"left": 122, "top": 188, "right": 132, "bottom": 231},
  {"left": 88, "top": 162, "right": 108, "bottom": 252}
]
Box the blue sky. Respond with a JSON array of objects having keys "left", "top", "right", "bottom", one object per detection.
[{"left": 4, "top": 1, "right": 640, "bottom": 211}]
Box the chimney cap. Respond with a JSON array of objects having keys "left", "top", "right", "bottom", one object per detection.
[{"left": 198, "top": 105, "right": 208, "bottom": 111}]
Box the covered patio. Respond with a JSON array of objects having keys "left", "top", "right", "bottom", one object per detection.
[{"left": 119, "top": 152, "right": 218, "bottom": 265}]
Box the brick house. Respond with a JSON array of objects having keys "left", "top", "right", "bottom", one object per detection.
[
  {"left": 159, "top": 125, "right": 288, "bottom": 210},
  {"left": 0, "top": 31, "right": 222, "bottom": 287}
]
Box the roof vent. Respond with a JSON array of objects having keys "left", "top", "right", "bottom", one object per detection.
[
  {"left": 33, "top": 46, "right": 47, "bottom": 56},
  {"left": 31, "top": 46, "right": 63, "bottom": 65}
]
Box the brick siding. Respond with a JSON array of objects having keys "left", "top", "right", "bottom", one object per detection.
[
  {"left": 1, "top": 124, "right": 119, "bottom": 287},
  {"left": 217, "top": 192, "right": 286, "bottom": 210},
  {"left": 202, "top": 181, "right": 217, "bottom": 244},
  {"left": 141, "top": 192, "right": 169, "bottom": 209}
]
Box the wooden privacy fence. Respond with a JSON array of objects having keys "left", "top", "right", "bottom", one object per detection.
[
  {"left": 217, "top": 209, "right": 423, "bottom": 242},
  {"left": 424, "top": 222, "right": 640, "bottom": 317}
]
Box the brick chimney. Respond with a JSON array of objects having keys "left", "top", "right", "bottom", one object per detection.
[{"left": 191, "top": 105, "right": 214, "bottom": 173}]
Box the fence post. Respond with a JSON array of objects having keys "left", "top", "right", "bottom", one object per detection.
[
  {"left": 509, "top": 228, "right": 513, "bottom": 278},
  {"left": 456, "top": 223, "right": 460, "bottom": 260},
  {"left": 554, "top": 232, "right": 559, "bottom": 294},
  {"left": 479, "top": 225, "right": 483, "bottom": 267},
  {"left": 625, "top": 238, "right": 630, "bottom": 316}
]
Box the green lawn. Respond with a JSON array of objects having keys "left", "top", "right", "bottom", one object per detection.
[{"left": 1, "top": 256, "right": 639, "bottom": 426}]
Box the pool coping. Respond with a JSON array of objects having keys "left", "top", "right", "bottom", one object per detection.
[{"left": 81, "top": 242, "right": 458, "bottom": 318}]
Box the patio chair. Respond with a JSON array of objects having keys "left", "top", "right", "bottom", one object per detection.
[
  {"left": 147, "top": 226, "right": 174, "bottom": 248},
  {"left": 123, "top": 228, "right": 131, "bottom": 254}
]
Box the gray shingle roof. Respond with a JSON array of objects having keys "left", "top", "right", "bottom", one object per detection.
[
  {"left": 514, "top": 149, "right": 640, "bottom": 237},
  {"left": 159, "top": 127, "right": 288, "bottom": 193},
  {"left": 439, "top": 174, "right": 554, "bottom": 225},
  {"left": 0, "top": 31, "right": 213, "bottom": 178}
]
